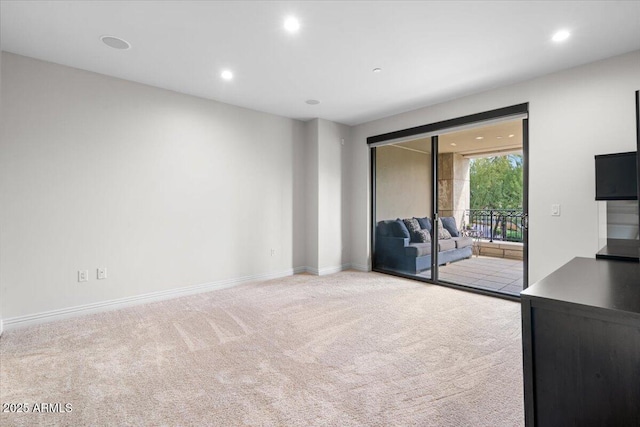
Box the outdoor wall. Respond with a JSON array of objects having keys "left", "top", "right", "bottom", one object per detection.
[
  {"left": 0, "top": 52, "right": 307, "bottom": 322},
  {"left": 437, "top": 152, "right": 470, "bottom": 228},
  {"left": 375, "top": 146, "right": 431, "bottom": 221},
  {"left": 350, "top": 50, "right": 640, "bottom": 284}
]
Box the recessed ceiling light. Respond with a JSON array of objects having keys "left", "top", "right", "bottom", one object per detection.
[
  {"left": 450, "top": 143, "right": 457, "bottom": 146},
  {"left": 475, "top": 136, "right": 484, "bottom": 140},
  {"left": 496, "top": 136, "right": 503, "bottom": 139},
  {"left": 221, "top": 70, "right": 233, "bottom": 81},
  {"left": 100, "top": 35, "right": 130, "bottom": 50},
  {"left": 284, "top": 16, "right": 300, "bottom": 33},
  {"left": 508, "top": 134, "right": 515, "bottom": 138},
  {"left": 373, "top": 68, "right": 382, "bottom": 73},
  {"left": 306, "top": 99, "right": 320, "bottom": 105},
  {"left": 552, "top": 30, "right": 570, "bottom": 43}
]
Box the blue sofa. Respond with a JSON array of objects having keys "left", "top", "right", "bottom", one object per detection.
[{"left": 375, "top": 216, "right": 473, "bottom": 274}]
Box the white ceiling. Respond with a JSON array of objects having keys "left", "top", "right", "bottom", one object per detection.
[{"left": 2, "top": 1, "right": 640, "bottom": 126}]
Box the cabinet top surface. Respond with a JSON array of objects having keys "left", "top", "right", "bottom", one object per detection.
[{"left": 521, "top": 257, "right": 640, "bottom": 314}]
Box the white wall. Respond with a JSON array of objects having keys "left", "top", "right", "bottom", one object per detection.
[
  {"left": 0, "top": 52, "right": 307, "bottom": 321},
  {"left": 350, "top": 50, "right": 640, "bottom": 283},
  {"left": 0, "top": 47, "right": 3, "bottom": 335},
  {"left": 2, "top": 49, "right": 638, "bottom": 326},
  {"left": 305, "top": 119, "right": 319, "bottom": 272},
  {"left": 317, "top": 119, "right": 350, "bottom": 273},
  {"left": 303, "top": 118, "right": 351, "bottom": 274}
]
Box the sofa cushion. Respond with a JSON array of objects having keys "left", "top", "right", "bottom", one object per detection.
[
  {"left": 416, "top": 216, "right": 432, "bottom": 232},
  {"left": 437, "top": 218, "right": 452, "bottom": 240},
  {"left": 389, "top": 219, "right": 410, "bottom": 238},
  {"left": 377, "top": 221, "right": 391, "bottom": 237},
  {"left": 405, "top": 243, "right": 431, "bottom": 257},
  {"left": 414, "top": 229, "right": 431, "bottom": 243},
  {"left": 438, "top": 239, "right": 456, "bottom": 252},
  {"left": 403, "top": 218, "right": 423, "bottom": 242},
  {"left": 402, "top": 238, "right": 463, "bottom": 257},
  {"left": 452, "top": 236, "right": 473, "bottom": 249},
  {"left": 440, "top": 217, "right": 460, "bottom": 237}
]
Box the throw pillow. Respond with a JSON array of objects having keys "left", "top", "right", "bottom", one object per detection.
[
  {"left": 416, "top": 216, "right": 432, "bottom": 232},
  {"left": 389, "top": 219, "right": 410, "bottom": 239},
  {"left": 414, "top": 229, "right": 431, "bottom": 243},
  {"left": 403, "top": 218, "right": 422, "bottom": 242},
  {"left": 437, "top": 218, "right": 452, "bottom": 239},
  {"left": 440, "top": 217, "right": 460, "bottom": 237}
]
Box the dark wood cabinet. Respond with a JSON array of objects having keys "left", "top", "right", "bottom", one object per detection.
[{"left": 521, "top": 257, "right": 640, "bottom": 427}]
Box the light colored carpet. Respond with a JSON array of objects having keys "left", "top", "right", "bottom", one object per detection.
[{"left": 0, "top": 271, "right": 523, "bottom": 426}]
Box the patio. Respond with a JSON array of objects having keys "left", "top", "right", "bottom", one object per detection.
[{"left": 431, "top": 255, "right": 523, "bottom": 296}]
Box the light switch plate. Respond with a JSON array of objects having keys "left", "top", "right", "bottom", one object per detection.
[
  {"left": 97, "top": 267, "right": 107, "bottom": 280},
  {"left": 551, "top": 204, "right": 561, "bottom": 216}
]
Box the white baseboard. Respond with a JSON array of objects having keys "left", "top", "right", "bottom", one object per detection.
[
  {"left": 304, "top": 266, "right": 319, "bottom": 275},
  {"left": 303, "top": 263, "right": 352, "bottom": 276},
  {"left": 319, "top": 264, "right": 351, "bottom": 275},
  {"left": 2, "top": 268, "right": 300, "bottom": 331},
  {"left": 350, "top": 263, "right": 370, "bottom": 272},
  {"left": 293, "top": 266, "right": 307, "bottom": 274}
]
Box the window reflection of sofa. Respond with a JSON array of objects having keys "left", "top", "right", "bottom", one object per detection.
[{"left": 375, "top": 216, "right": 473, "bottom": 274}]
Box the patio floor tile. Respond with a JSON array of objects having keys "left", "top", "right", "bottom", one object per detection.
[
  {"left": 439, "top": 255, "right": 524, "bottom": 295},
  {"left": 483, "top": 274, "right": 517, "bottom": 285}
]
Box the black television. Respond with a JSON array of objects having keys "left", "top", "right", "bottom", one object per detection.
[{"left": 595, "top": 152, "right": 638, "bottom": 200}]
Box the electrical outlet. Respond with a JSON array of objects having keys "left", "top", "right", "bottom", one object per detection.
[
  {"left": 78, "top": 270, "right": 89, "bottom": 282},
  {"left": 97, "top": 267, "right": 107, "bottom": 280}
]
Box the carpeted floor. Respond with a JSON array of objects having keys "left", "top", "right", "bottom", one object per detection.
[{"left": 0, "top": 271, "right": 524, "bottom": 426}]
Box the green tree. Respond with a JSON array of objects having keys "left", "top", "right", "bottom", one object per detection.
[{"left": 470, "top": 154, "right": 523, "bottom": 209}]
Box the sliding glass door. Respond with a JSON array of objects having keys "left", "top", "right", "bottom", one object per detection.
[
  {"left": 436, "top": 119, "right": 526, "bottom": 296},
  {"left": 370, "top": 104, "right": 529, "bottom": 297}
]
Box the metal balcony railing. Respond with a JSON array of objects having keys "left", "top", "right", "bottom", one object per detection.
[{"left": 464, "top": 209, "right": 524, "bottom": 243}]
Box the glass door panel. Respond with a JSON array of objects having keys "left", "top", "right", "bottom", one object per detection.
[
  {"left": 436, "top": 119, "right": 525, "bottom": 295},
  {"left": 373, "top": 138, "right": 433, "bottom": 280}
]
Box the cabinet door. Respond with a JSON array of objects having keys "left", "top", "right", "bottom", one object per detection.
[{"left": 526, "top": 302, "right": 640, "bottom": 426}]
